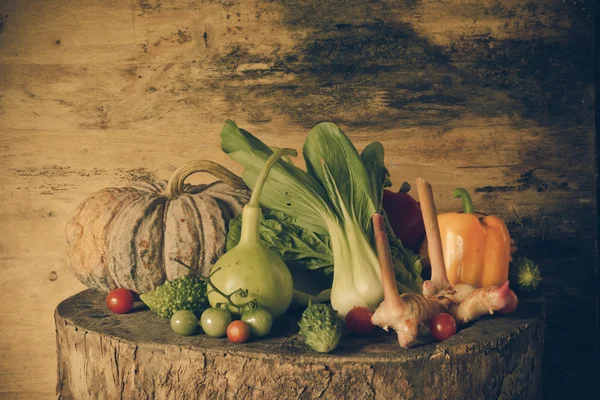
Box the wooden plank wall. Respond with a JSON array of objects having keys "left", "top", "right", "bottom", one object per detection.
[{"left": 0, "top": 0, "right": 595, "bottom": 398}]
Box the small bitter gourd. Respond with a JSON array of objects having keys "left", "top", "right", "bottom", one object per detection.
[{"left": 140, "top": 276, "right": 208, "bottom": 318}]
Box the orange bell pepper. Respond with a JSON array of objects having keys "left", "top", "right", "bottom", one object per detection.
[{"left": 438, "top": 188, "right": 510, "bottom": 288}]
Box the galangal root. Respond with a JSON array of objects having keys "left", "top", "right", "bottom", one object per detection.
[{"left": 371, "top": 213, "right": 447, "bottom": 348}]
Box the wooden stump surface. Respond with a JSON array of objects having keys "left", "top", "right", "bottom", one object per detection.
[{"left": 56, "top": 290, "right": 545, "bottom": 400}]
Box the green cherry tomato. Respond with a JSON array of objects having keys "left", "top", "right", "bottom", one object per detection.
[
  {"left": 170, "top": 310, "right": 198, "bottom": 336},
  {"left": 241, "top": 307, "right": 273, "bottom": 338},
  {"left": 200, "top": 308, "right": 232, "bottom": 338}
]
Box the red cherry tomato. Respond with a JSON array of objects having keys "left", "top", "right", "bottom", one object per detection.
[
  {"left": 227, "top": 320, "right": 251, "bottom": 343},
  {"left": 106, "top": 288, "right": 134, "bottom": 314},
  {"left": 428, "top": 313, "right": 457, "bottom": 341},
  {"left": 498, "top": 290, "right": 519, "bottom": 314},
  {"left": 345, "top": 307, "right": 376, "bottom": 336}
]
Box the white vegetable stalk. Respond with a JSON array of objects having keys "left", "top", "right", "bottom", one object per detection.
[
  {"left": 327, "top": 220, "right": 383, "bottom": 318},
  {"left": 315, "top": 156, "right": 384, "bottom": 318}
]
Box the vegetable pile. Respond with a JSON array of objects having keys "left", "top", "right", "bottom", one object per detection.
[
  {"left": 220, "top": 120, "right": 422, "bottom": 317},
  {"left": 78, "top": 119, "right": 541, "bottom": 350}
]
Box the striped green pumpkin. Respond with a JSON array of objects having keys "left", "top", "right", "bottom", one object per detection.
[{"left": 65, "top": 161, "right": 250, "bottom": 293}]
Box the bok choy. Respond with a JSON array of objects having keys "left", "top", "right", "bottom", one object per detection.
[{"left": 221, "top": 120, "right": 422, "bottom": 317}]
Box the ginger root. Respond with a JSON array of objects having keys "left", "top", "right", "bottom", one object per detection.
[
  {"left": 448, "top": 281, "right": 515, "bottom": 324},
  {"left": 371, "top": 213, "right": 446, "bottom": 348}
]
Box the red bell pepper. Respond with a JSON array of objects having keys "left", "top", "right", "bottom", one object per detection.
[{"left": 382, "top": 182, "right": 425, "bottom": 253}]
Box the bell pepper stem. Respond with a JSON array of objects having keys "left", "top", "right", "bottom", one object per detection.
[{"left": 453, "top": 188, "right": 475, "bottom": 214}]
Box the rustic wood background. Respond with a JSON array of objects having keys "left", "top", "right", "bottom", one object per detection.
[{"left": 0, "top": 0, "right": 595, "bottom": 398}]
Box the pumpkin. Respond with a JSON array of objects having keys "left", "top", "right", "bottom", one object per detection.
[{"left": 65, "top": 161, "right": 251, "bottom": 293}]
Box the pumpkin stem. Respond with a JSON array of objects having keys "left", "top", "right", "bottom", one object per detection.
[{"left": 165, "top": 160, "right": 247, "bottom": 198}]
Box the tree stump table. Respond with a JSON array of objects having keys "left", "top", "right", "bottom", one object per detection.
[{"left": 55, "top": 290, "right": 544, "bottom": 399}]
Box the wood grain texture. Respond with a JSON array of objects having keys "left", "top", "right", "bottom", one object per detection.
[
  {"left": 0, "top": 0, "right": 595, "bottom": 398},
  {"left": 55, "top": 290, "right": 545, "bottom": 400}
]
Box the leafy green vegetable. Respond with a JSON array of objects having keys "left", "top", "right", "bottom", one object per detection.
[
  {"left": 140, "top": 276, "right": 208, "bottom": 318},
  {"left": 510, "top": 257, "right": 541, "bottom": 292},
  {"left": 387, "top": 222, "right": 423, "bottom": 294},
  {"left": 227, "top": 208, "right": 334, "bottom": 273},
  {"left": 221, "top": 120, "right": 422, "bottom": 318},
  {"left": 298, "top": 302, "right": 343, "bottom": 353},
  {"left": 221, "top": 120, "right": 331, "bottom": 235},
  {"left": 303, "top": 122, "right": 378, "bottom": 234},
  {"left": 360, "top": 142, "right": 392, "bottom": 213}
]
